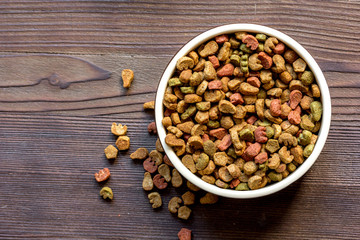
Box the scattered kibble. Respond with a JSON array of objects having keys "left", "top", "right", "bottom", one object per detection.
[
  {"left": 100, "top": 187, "right": 113, "bottom": 200},
  {"left": 121, "top": 69, "right": 134, "bottom": 88},
  {"left": 94, "top": 168, "right": 110, "bottom": 182}
]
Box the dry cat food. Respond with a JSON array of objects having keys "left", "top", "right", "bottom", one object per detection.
[
  {"left": 121, "top": 69, "right": 134, "bottom": 88},
  {"left": 162, "top": 32, "right": 323, "bottom": 190},
  {"left": 100, "top": 187, "right": 113, "bottom": 200},
  {"left": 95, "top": 168, "right": 111, "bottom": 182}
]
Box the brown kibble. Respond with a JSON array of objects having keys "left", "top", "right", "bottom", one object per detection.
[
  {"left": 115, "top": 136, "right": 130, "bottom": 150},
  {"left": 218, "top": 166, "right": 233, "bottom": 182},
  {"left": 242, "top": 34, "right": 259, "bottom": 50},
  {"left": 204, "top": 61, "right": 217, "bottom": 80},
  {"left": 168, "top": 196, "right": 182, "bottom": 214},
  {"left": 121, "top": 69, "right": 134, "bottom": 88},
  {"left": 104, "top": 145, "right": 118, "bottom": 159},
  {"left": 162, "top": 116, "right": 172, "bottom": 129},
  {"left": 171, "top": 169, "right": 183, "bottom": 187},
  {"left": 94, "top": 168, "right": 110, "bottom": 182},
  {"left": 148, "top": 192, "right": 162, "bottom": 209},
  {"left": 178, "top": 206, "right": 192, "bottom": 220},
  {"left": 153, "top": 174, "right": 168, "bottom": 190},
  {"left": 227, "top": 163, "right": 241, "bottom": 178},
  {"left": 178, "top": 228, "right": 192, "bottom": 240},
  {"left": 182, "top": 191, "right": 195, "bottom": 205},
  {"left": 143, "top": 157, "right": 158, "bottom": 173},
  {"left": 148, "top": 121, "right": 157, "bottom": 134},
  {"left": 156, "top": 138, "right": 164, "bottom": 153},
  {"left": 179, "top": 69, "right": 192, "bottom": 84},
  {"left": 177, "top": 121, "right": 195, "bottom": 134},
  {"left": 300, "top": 95, "right": 313, "bottom": 110},
  {"left": 143, "top": 101, "right": 155, "bottom": 110},
  {"left": 248, "top": 175, "right": 264, "bottom": 190},
  {"left": 130, "top": 147, "right": 149, "bottom": 160},
  {"left": 142, "top": 172, "right": 153, "bottom": 191},
  {"left": 239, "top": 82, "right": 259, "bottom": 95},
  {"left": 284, "top": 49, "right": 298, "bottom": 64},
  {"left": 111, "top": 122, "right": 128, "bottom": 136},
  {"left": 176, "top": 56, "right": 195, "bottom": 71},
  {"left": 182, "top": 155, "right": 196, "bottom": 173},
  {"left": 200, "top": 192, "right": 219, "bottom": 204},
  {"left": 199, "top": 40, "right": 219, "bottom": 58}
]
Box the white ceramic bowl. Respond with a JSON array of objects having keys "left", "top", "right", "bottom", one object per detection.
[{"left": 155, "top": 24, "right": 331, "bottom": 199}]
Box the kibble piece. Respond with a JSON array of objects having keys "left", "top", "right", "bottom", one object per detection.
[
  {"left": 178, "top": 228, "right": 192, "bottom": 240},
  {"left": 153, "top": 174, "right": 168, "bottom": 190},
  {"left": 143, "top": 157, "right": 158, "bottom": 173},
  {"left": 200, "top": 192, "right": 219, "bottom": 204},
  {"left": 178, "top": 206, "right": 192, "bottom": 220},
  {"left": 148, "top": 192, "right": 162, "bottom": 208},
  {"left": 182, "top": 155, "right": 197, "bottom": 173},
  {"left": 168, "top": 196, "right": 182, "bottom": 214},
  {"left": 115, "top": 136, "right": 130, "bottom": 150},
  {"left": 158, "top": 164, "right": 171, "bottom": 182},
  {"left": 142, "top": 172, "right": 154, "bottom": 191},
  {"left": 111, "top": 122, "right": 127, "bottom": 136},
  {"left": 149, "top": 150, "right": 163, "bottom": 166},
  {"left": 143, "top": 100, "right": 155, "bottom": 110},
  {"left": 94, "top": 168, "right": 110, "bottom": 182},
  {"left": 182, "top": 191, "right": 195, "bottom": 205},
  {"left": 130, "top": 147, "right": 149, "bottom": 160},
  {"left": 235, "top": 183, "right": 249, "bottom": 191},
  {"left": 187, "top": 181, "right": 200, "bottom": 192},
  {"left": 303, "top": 144, "right": 314, "bottom": 157},
  {"left": 104, "top": 145, "right": 118, "bottom": 159},
  {"left": 100, "top": 187, "right": 113, "bottom": 200},
  {"left": 177, "top": 57, "right": 194, "bottom": 71},
  {"left": 121, "top": 69, "right": 134, "bottom": 88},
  {"left": 171, "top": 169, "right": 183, "bottom": 187}
]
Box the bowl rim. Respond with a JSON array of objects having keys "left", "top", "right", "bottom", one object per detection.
[{"left": 155, "top": 23, "right": 331, "bottom": 199}]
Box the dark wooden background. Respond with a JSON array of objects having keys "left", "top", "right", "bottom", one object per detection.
[{"left": 0, "top": 1, "right": 359, "bottom": 239}]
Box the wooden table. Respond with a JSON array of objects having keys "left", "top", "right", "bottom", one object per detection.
[{"left": 1, "top": 1, "right": 359, "bottom": 239}]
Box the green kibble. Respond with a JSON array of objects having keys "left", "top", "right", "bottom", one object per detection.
[
  {"left": 268, "top": 171, "right": 283, "bottom": 182},
  {"left": 241, "top": 54, "right": 248, "bottom": 61},
  {"left": 181, "top": 105, "right": 197, "bottom": 120},
  {"left": 235, "top": 183, "right": 250, "bottom": 191},
  {"left": 230, "top": 54, "right": 241, "bottom": 66},
  {"left": 287, "top": 163, "right": 297, "bottom": 173},
  {"left": 180, "top": 86, "right": 195, "bottom": 94},
  {"left": 241, "top": 66, "right": 249, "bottom": 74},
  {"left": 310, "top": 101, "right": 322, "bottom": 122},
  {"left": 240, "top": 60, "right": 248, "bottom": 67},
  {"left": 257, "top": 119, "right": 272, "bottom": 127},
  {"left": 196, "top": 101, "right": 211, "bottom": 111},
  {"left": 229, "top": 37, "right": 240, "bottom": 49},
  {"left": 215, "top": 179, "right": 229, "bottom": 189},
  {"left": 100, "top": 187, "right": 113, "bottom": 200},
  {"left": 255, "top": 33, "right": 267, "bottom": 42},
  {"left": 257, "top": 43, "right": 264, "bottom": 52},
  {"left": 300, "top": 115, "right": 315, "bottom": 131},
  {"left": 207, "top": 120, "right": 220, "bottom": 129},
  {"left": 227, "top": 147, "right": 237, "bottom": 159},
  {"left": 265, "top": 126, "right": 275, "bottom": 139},
  {"left": 195, "top": 153, "right": 210, "bottom": 171},
  {"left": 298, "top": 130, "right": 312, "bottom": 146},
  {"left": 168, "top": 77, "right": 182, "bottom": 87},
  {"left": 300, "top": 71, "right": 314, "bottom": 86},
  {"left": 259, "top": 160, "right": 268, "bottom": 170},
  {"left": 240, "top": 43, "right": 252, "bottom": 54},
  {"left": 232, "top": 50, "right": 240, "bottom": 55},
  {"left": 303, "top": 144, "right": 314, "bottom": 158},
  {"left": 239, "top": 128, "right": 254, "bottom": 142},
  {"left": 257, "top": 89, "right": 267, "bottom": 99}
]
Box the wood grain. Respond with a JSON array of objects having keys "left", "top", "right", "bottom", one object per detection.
[{"left": 0, "top": 1, "right": 359, "bottom": 239}]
